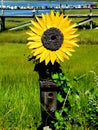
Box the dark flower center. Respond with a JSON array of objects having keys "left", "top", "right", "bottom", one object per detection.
[{"left": 41, "top": 27, "right": 64, "bottom": 51}]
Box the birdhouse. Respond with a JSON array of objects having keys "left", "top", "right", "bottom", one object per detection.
[{"left": 40, "top": 80, "right": 59, "bottom": 112}]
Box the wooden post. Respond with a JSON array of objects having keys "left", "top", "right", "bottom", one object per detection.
[
  {"left": 1, "top": 16, "right": 5, "bottom": 31},
  {"left": 89, "top": 7, "right": 93, "bottom": 29},
  {"left": 1, "top": 0, "right": 4, "bottom": 15},
  {"left": 60, "top": 4, "right": 63, "bottom": 14},
  {"left": 37, "top": 80, "right": 59, "bottom": 130}
]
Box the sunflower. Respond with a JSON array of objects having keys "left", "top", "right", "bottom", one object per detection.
[{"left": 27, "top": 11, "right": 79, "bottom": 65}]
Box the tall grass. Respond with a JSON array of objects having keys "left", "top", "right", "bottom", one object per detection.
[
  {"left": 61, "top": 44, "right": 98, "bottom": 97},
  {"left": 79, "top": 29, "right": 98, "bottom": 44},
  {"left": 0, "top": 30, "right": 28, "bottom": 44},
  {"left": 0, "top": 44, "right": 41, "bottom": 129},
  {"left": 0, "top": 42, "right": 98, "bottom": 129},
  {"left": 0, "top": 23, "right": 98, "bottom": 129},
  {"left": 0, "top": 29, "right": 98, "bottom": 44},
  {"left": 5, "top": 18, "right": 32, "bottom": 30}
]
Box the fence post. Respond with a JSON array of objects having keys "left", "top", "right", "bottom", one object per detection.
[
  {"left": 1, "top": 16, "right": 5, "bottom": 31},
  {"left": 89, "top": 7, "right": 93, "bottom": 29},
  {"left": 60, "top": 4, "right": 63, "bottom": 14}
]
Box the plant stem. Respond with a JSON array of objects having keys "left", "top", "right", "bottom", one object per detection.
[{"left": 60, "top": 87, "right": 71, "bottom": 116}]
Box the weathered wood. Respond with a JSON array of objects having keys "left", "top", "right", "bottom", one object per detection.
[
  {"left": 0, "top": 14, "right": 98, "bottom": 18},
  {"left": 75, "top": 18, "right": 92, "bottom": 27},
  {"left": 0, "top": 7, "right": 98, "bottom": 31},
  {"left": 40, "top": 80, "right": 59, "bottom": 112},
  {"left": 9, "top": 22, "right": 32, "bottom": 31},
  {"left": 0, "top": 16, "right": 5, "bottom": 31},
  {"left": 0, "top": 15, "right": 34, "bottom": 18}
]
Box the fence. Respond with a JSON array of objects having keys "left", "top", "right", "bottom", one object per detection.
[{"left": 0, "top": 8, "right": 98, "bottom": 31}]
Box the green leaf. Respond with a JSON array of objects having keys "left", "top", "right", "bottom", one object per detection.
[
  {"left": 52, "top": 73, "right": 59, "bottom": 80},
  {"left": 58, "top": 81, "right": 62, "bottom": 86},
  {"left": 59, "top": 75, "right": 66, "bottom": 80},
  {"left": 63, "top": 87, "right": 68, "bottom": 93},
  {"left": 74, "top": 94, "right": 80, "bottom": 100},
  {"left": 57, "top": 93, "right": 64, "bottom": 103},
  {"left": 63, "top": 107, "right": 68, "bottom": 113},
  {"left": 61, "top": 80, "right": 64, "bottom": 84},
  {"left": 53, "top": 79, "right": 58, "bottom": 83},
  {"left": 89, "top": 88, "right": 94, "bottom": 94},
  {"left": 66, "top": 82, "right": 72, "bottom": 87},
  {"left": 55, "top": 111, "right": 61, "bottom": 120},
  {"left": 70, "top": 103, "right": 75, "bottom": 107}
]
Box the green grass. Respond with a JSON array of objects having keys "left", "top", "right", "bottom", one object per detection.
[
  {"left": 0, "top": 19, "right": 98, "bottom": 129},
  {"left": 0, "top": 30, "right": 28, "bottom": 44},
  {"left": 0, "top": 44, "right": 41, "bottom": 130},
  {"left": 64, "top": 8, "right": 98, "bottom": 15},
  {"left": 0, "top": 42, "right": 98, "bottom": 129},
  {"left": 61, "top": 44, "right": 98, "bottom": 81},
  {"left": 61, "top": 44, "right": 98, "bottom": 99},
  {"left": 79, "top": 29, "right": 98, "bottom": 44},
  {"left": 5, "top": 18, "right": 32, "bottom": 30},
  {"left": 0, "top": 29, "right": 98, "bottom": 45}
]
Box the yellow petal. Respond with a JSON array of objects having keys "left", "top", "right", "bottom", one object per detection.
[
  {"left": 61, "top": 23, "right": 75, "bottom": 33},
  {"left": 67, "top": 47, "right": 75, "bottom": 52},
  {"left": 53, "top": 12, "right": 61, "bottom": 26},
  {"left": 33, "top": 46, "right": 45, "bottom": 56},
  {"left": 26, "top": 31, "right": 37, "bottom": 36},
  {"left": 36, "top": 16, "right": 47, "bottom": 30},
  {"left": 50, "top": 10, "right": 55, "bottom": 21},
  {"left": 40, "top": 50, "right": 50, "bottom": 62},
  {"left": 65, "top": 38, "right": 79, "bottom": 43},
  {"left": 56, "top": 11, "right": 60, "bottom": 18},
  {"left": 28, "top": 42, "right": 42, "bottom": 49},
  {"left": 65, "top": 34, "right": 79, "bottom": 39},
  {"left": 42, "top": 13, "right": 46, "bottom": 23},
  {"left": 50, "top": 52, "right": 57, "bottom": 65},
  {"left": 35, "top": 54, "right": 41, "bottom": 60},
  {"left": 45, "top": 54, "right": 50, "bottom": 65},
  {"left": 56, "top": 58, "right": 60, "bottom": 64},
  {"left": 27, "top": 42, "right": 32, "bottom": 46},
  {"left": 57, "top": 50, "right": 69, "bottom": 61},
  {"left": 60, "top": 47, "right": 72, "bottom": 56},
  {"left": 29, "top": 26, "right": 43, "bottom": 36},
  {"left": 55, "top": 50, "right": 64, "bottom": 62},
  {"left": 58, "top": 16, "right": 68, "bottom": 28},
  {"left": 72, "top": 38, "right": 80, "bottom": 42},
  {"left": 63, "top": 40, "right": 79, "bottom": 47},
  {"left": 27, "top": 35, "right": 41, "bottom": 41},
  {"left": 31, "top": 20, "right": 42, "bottom": 29},
  {"left": 67, "top": 28, "right": 77, "bottom": 34},
  {"left": 46, "top": 13, "right": 52, "bottom": 28},
  {"left": 59, "top": 13, "right": 64, "bottom": 19},
  {"left": 61, "top": 51, "right": 69, "bottom": 60},
  {"left": 55, "top": 13, "right": 64, "bottom": 27}
]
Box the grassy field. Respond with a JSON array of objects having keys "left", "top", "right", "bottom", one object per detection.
[
  {"left": 0, "top": 43, "right": 41, "bottom": 130},
  {"left": 0, "top": 13, "right": 98, "bottom": 129},
  {"left": 0, "top": 29, "right": 98, "bottom": 44},
  {"left": 0, "top": 42, "right": 98, "bottom": 129},
  {"left": 5, "top": 18, "right": 32, "bottom": 30}
]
